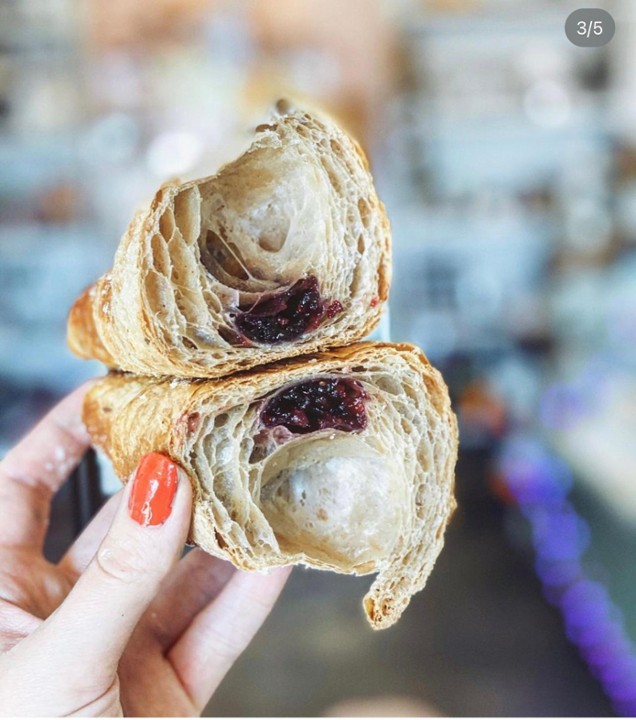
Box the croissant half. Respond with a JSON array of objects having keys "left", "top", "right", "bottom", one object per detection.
[
  {"left": 68, "top": 107, "right": 391, "bottom": 378},
  {"left": 84, "top": 342, "right": 458, "bottom": 629}
]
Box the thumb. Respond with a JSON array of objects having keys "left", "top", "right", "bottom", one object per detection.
[{"left": 39, "top": 452, "right": 192, "bottom": 682}]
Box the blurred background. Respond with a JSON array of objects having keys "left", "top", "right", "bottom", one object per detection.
[{"left": 1, "top": 0, "right": 636, "bottom": 715}]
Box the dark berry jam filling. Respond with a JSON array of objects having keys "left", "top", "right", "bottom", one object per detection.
[
  {"left": 260, "top": 377, "right": 367, "bottom": 434},
  {"left": 232, "top": 275, "right": 341, "bottom": 345}
]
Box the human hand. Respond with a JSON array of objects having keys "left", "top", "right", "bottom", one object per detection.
[{"left": 0, "top": 383, "right": 291, "bottom": 716}]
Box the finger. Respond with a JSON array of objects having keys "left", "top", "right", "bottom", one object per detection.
[
  {"left": 27, "top": 453, "right": 192, "bottom": 697},
  {"left": 0, "top": 602, "right": 41, "bottom": 654},
  {"left": 59, "top": 491, "right": 122, "bottom": 578},
  {"left": 169, "top": 565, "right": 291, "bottom": 709},
  {"left": 144, "top": 549, "right": 236, "bottom": 650},
  {"left": 0, "top": 382, "right": 93, "bottom": 550}
]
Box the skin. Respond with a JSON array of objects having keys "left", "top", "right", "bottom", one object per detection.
[{"left": 0, "top": 382, "right": 291, "bottom": 716}]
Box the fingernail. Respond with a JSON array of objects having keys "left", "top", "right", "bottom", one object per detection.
[{"left": 128, "top": 452, "right": 179, "bottom": 527}]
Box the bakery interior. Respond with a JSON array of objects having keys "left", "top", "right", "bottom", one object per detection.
[{"left": 1, "top": 0, "right": 635, "bottom": 716}]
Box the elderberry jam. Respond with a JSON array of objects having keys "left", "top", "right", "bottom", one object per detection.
[
  {"left": 260, "top": 377, "right": 367, "bottom": 434},
  {"left": 233, "top": 275, "right": 341, "bottom": 345}
]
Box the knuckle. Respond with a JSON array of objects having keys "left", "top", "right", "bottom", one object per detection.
[
  {"left": 206, "top": 624, "right": 243, "bottom": 664},
  {"left": 0, "top": 601, "right": 39, "bottom": 651},
  {"left": 95, "top": 539, "right": 148, "bottom": 584}
]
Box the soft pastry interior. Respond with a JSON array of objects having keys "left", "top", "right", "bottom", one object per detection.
[
  {"left": 254, "top": 377, "right": 405, "bottom": 571},
  {"left": 84, "top": 342, "right": 458, "bottom": 629},
  {"left": 260, "top": 436, "right": 403, "bottom": 569},
  {"left": 68, "top": 104, "right": 391, "bottom": 378}
]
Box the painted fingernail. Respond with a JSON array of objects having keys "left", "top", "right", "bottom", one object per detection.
[{"left": 128, "top": 452, "right": 179, "bottom": 527}]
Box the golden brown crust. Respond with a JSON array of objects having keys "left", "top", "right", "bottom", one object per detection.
[
  {"left": 67, "top": 284, "right": 115, "bottom": 365},
  {"left": 84, "top": 342, "right": 458, "bottom": 629},
  {"left": 68, "top": 106, "right": 392, "bottom": 378}
]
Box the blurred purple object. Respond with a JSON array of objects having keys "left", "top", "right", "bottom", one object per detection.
[{"left": 499, "top": 435, "right": 636, "bottom": 717}]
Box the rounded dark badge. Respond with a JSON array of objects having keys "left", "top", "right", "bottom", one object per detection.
[{"left": 565, "top": 8, "right": 615, "bottom": 47}]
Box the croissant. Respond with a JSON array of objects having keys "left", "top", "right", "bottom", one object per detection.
[
  {"left": 83, "top": 342, "right": 458, "bottom": 629},
  {"left": 68, "top": 105, "right": 391, "bottom": 378}
]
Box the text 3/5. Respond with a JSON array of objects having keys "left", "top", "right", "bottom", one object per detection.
[{"left": 577, "top": 20, "right": 603, "bottom": 38}]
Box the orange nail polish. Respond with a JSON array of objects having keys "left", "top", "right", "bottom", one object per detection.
[{"left": 128, "top": 452, "right": 179, "bottom": 527}]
